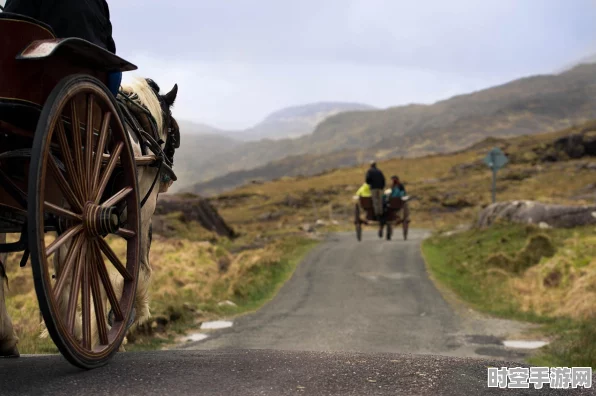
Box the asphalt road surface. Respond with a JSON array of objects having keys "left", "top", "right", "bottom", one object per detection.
[
  {"left": 1, "top": 230, "right": 592, "bottom": 395},
  {"left": 182, "top": 230, "right": 528, "bottom": 358}
]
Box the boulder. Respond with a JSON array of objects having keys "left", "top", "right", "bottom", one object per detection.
[
  {"left": 477, "top": 200, "right": 596, "bottom": 229},
  {"left": 155, "top": 194, "right": 236, "bottom": 238}
]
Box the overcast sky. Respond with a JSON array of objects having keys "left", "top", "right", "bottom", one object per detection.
[{"left": 3, "top": 0, "right": 595, "bottom": 129}]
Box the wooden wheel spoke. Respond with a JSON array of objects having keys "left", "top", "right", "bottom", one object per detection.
[
  {"left": 44, "top": 201, "right": 82, "bottom": 221},
  {"left": 85, "top": 94, "right": 95, "bottom": 199},
  {"left": 70, "top": 101, "right": 86, "bottom": 198},
  {"left": 94, "top": 142, "right": 123, "bottom": 203},
  {"left": 46, "top": 224, "right": 83, "bottom": 257},
  {"left": 53, "top": 235, "right": 84, "bottom": 299},
  {"left": 96, "top": 237, "right": 133, "bottom": 281},
  {"left": 90, "top": 253, "right": 109, "bottom": 345},
  {"left": 92, "top": 241, "right": 123, "bottom": 321},
  {"left": 92, "top": 112, "right": 111, "bottom": 189},
  {"left": 102, "top": 187, "right": 132, "bottom": 208},
  {"left": 48, "top": 156, "right": 83, "bottom": 212},
  {"left": 56, "top": 120, "right": 86, "bottom": 201},
  {"left": 66, "top": 242, "right": 87, "bottom": 334},
  {"left": 115, "top": 228, "right": 136, "bottom": 239},
  {"left": 82, "top": 248, "right": 91, "bottom": 349}
]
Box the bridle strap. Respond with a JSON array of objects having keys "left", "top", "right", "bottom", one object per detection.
[{"left": 140, "top": 160, "right": 163, "bottom": 208}]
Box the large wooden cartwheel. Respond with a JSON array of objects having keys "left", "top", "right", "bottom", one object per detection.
[{"left": 28, "top": 75, "right": 141, "bottom": 369}]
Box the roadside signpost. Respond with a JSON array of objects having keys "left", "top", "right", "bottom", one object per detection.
[{"left": 483, "top": 147, "right": 508, "bottom": 203}]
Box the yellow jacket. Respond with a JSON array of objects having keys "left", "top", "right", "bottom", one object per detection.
[{"left": 356, "top": 183, "right": 371, "bottom": 197}]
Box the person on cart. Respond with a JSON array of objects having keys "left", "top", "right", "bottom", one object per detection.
[
  {"left": 3, "top": 0, "right": 122, "bottom": 96},
  {"left": 355, "top": 182, "right": 371, "bottom": 198},
  {"left": 388, "top": 175, "right": 406, "bottom": 198},
  {"left": 365, "top": 161, "right": 385, "bottom": 220},
  {"left": 381, "top": 175, "right": 407, "bottom": 222}
]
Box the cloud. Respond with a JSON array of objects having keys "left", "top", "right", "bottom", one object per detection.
[
  {"left": 112, "top": 0, "right": 595, "bottom": 73},
  {"left": 126, "top": 53, "right": 513, "bottom": 129},
  {"left": 3, "top": 0, "right": 595, "bottom": 129},
  {"left": 108, "top": 0, "right": 596, "bottom": 129}
]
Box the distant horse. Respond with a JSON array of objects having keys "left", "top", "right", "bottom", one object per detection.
[{"left": 0, "top": 77, "right": 180, "bottom": 356}]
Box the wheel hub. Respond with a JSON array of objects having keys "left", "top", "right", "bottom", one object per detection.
[{"left": 83, "top": 202, "right": 119, "bottom": 236}]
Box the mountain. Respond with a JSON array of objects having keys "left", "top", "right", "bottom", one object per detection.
[
  {"left": 169, "top": 102, "right": 374, "bottom": 191},
  {"left": 227, "top": 102, "right": 376, "bottom": 141},
  {"left": 558, "top": 53, "right": 596, "bottom": 73},
  {"left": 183, "top": 63, "right": 596, "bottom": 195},
  {"left": 173, "top": 121, "right": 242, "bottom": 190},
  {"left": 177, "top": 120, "right": 230, "bottom": 136},
  {"left": 185, "top": 150, "right": 366, "bottom": 196}
]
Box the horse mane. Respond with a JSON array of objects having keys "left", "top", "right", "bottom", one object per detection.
[{"left": 120, "top": 76, "right": 164, "bottom": 139}]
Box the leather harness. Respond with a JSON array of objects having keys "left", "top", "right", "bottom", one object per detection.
[{"left": 116, "top": 89, "right": 177, "bottom": 208}]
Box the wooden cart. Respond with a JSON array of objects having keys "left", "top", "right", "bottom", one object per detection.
[
  {"left": 0, "top": 12, "right": 148, "bottom": 369},
  {"left": 354, "top": 196, "right": 410, "bottom": 241}
]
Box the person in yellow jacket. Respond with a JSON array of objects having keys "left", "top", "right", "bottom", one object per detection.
[{"left": 355, "top": 183, "right": 371, "bottom": 198}]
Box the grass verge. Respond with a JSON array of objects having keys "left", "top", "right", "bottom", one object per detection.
[
  {"left": 126, "top": 235, "right": 319, "bottom": 351},
  {"left": 421, "top": 223, "right": 596, "bottom": 368},
  {"left": 5, "top": 226, "right": 318, "bottom": 354}
]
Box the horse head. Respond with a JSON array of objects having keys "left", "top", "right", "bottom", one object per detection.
[{"left": 146, "top": 79, "right": 180, "bottom": 192}]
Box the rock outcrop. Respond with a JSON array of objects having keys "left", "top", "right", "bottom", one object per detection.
[
  {"left": 155, "top": 194, "right": 236, "bottom": 238},
  {"left": 477, "top": 200, "right": 596, "bottom": 229}
]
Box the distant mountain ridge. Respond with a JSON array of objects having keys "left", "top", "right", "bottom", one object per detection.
[
  {"left": 172, "top": 102, "right": 374, "bottom": 190},
  {"left": 174, "top": 121, "right": 242, "bottom": 190},
  {"left": 556, "top": 53, "right": 596, "bottom": 73},
  {"left": 263, "top": 102, "right": 375, "bottom": 121},
  {"left": 224, "top": 102, "right": 376, "bottom": 141},
  {"left": 182, "top": 63, "right": 596, "bottom": 195}
]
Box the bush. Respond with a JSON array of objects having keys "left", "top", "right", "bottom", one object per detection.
[
  {"left": 484, "top": 233, "right": 556, "bottom": 273},
  {"left": 485, "top": 253, "right": 515, "bottom": 272},
  {"left": 515, "top": 234, "right": 556, "bottom": 272}
]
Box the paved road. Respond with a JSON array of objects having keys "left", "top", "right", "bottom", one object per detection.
[
  {"left": 2, "top": 350, "right": 591, "bottom": 395},
  {"left": 181, "top": 230, "right": 528, "bottom": 358},
  {"left": 0, "top": 230, "right": 592, "bottom": 395}
]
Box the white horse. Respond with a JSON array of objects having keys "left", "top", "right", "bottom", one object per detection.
[{"left": 0, "top": 77, "right": 180, "bottom": 357}]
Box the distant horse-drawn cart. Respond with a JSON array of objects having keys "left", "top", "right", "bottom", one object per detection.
[{"left": 354, "top": 196, "right": 410, "bottom": 241}]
